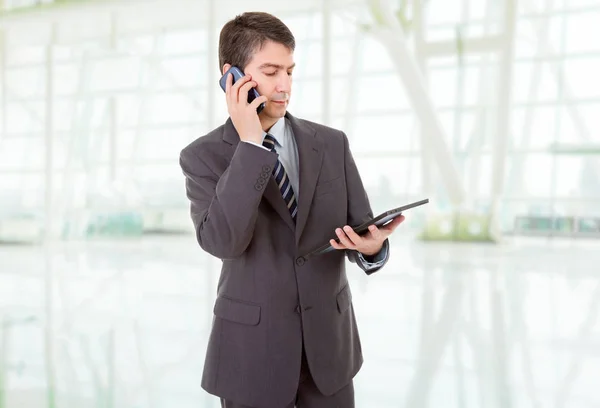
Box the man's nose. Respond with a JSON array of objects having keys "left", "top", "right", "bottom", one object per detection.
[{"left": 276, "top": 72, "right": 291, "bottom": 93}]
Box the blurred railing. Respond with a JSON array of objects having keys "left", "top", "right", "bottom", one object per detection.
[{"left": 514, "top": 215, "right": 600, "bottom": 238}]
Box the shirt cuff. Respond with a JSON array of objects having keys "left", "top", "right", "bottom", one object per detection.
[
  {"left": 357, "top": 243, "right": 388, "bottom": 270},
  {"left": 243, "top": 140, "right": 269, "bottom": 151}
]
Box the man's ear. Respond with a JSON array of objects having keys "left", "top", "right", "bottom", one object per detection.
[{"left": 222, "top": 63, "right": 232, "bottom": 76}]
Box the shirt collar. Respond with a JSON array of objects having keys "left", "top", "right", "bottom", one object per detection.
[{"left": 263, "top": 117, "right": 287, "bottom": 148}]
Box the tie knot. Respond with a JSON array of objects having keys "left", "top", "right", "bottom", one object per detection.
[{"left": 262, "top": 134, "right": 276, "bottom": 152}]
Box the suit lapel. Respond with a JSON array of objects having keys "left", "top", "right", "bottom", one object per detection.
[
  {"left": 221, "top": 114, "right": 323, "bottom": 240},
  {"left": 222, "top": 117, "right": 296, "bottom": 234},
  {"left": 286, "top": 113, "right": 324, "bottom": 245}
]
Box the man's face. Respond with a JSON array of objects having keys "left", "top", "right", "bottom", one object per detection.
[{"left": 242, "top": 40, "right": 295, "bottom": 120}]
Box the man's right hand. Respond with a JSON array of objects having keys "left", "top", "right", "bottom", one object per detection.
[{"left": 225, "top": 73, "right": 268, "bottom": 145}]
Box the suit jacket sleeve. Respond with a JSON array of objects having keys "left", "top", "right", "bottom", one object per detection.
[
  {"left": 180, "top": 142, "right": 278, "bottom": 259},
  {"left": 341, "top": 131, "right": 390, "bottom": 275}
]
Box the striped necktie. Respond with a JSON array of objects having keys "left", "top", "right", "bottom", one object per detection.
[{"left": 262, "top": 133, "right": 298, "bottom": 222}]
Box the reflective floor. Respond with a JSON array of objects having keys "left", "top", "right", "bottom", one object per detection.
[{"left": 0, "top": 234, "right": 599, "bottom": 408}]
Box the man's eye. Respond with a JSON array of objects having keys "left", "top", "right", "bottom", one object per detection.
[{"left": 265, "top": 72, "right": 277, "bottom": 76}]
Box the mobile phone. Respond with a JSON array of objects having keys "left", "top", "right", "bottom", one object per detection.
[{"left": 219, "top": 66, "right": 265, "bottom": 114}]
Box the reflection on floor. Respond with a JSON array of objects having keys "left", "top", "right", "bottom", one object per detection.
[{"left": 0, "top": 234, "right": 598, "bottom": 408}]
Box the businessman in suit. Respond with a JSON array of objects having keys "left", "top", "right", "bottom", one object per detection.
[{"left": 179, "top": 12, "right": 405, "bottom": 408}]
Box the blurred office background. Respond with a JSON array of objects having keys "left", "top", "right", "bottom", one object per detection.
[{"left": 0, "top": 0, "right": 599, "bottom": 406}]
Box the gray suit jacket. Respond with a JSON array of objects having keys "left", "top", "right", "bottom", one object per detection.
[{"left": 179, "top": 112, "right": 390, "bottom": 407}]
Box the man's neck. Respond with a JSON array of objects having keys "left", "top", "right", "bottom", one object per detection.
[{"left": 260, "top": 116, "right": 280, "bottom": 133}]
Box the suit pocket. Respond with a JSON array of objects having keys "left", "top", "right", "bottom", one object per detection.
[
  {"left": 315, "top": 176, "right": 344, "bottom": 197},
  {"left": 336, "top": 284, "right": 352, "bottom": 313},
  {"left": 214, "top": 296, "right": 261, "bottom": 326}
]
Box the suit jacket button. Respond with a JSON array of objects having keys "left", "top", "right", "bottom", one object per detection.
[
  {"left": 262, "top": 165, "right": 271, "bottom": 173},
  {"left": 257, "top": 177, "right": 267, "bottom": 185},
  {"left": 296, "top": 257, "right": 305, "bottom": 266},
  {"left": 255, "top": 184, "right": 262, "bottom": 191},
  {"left": 260, "top": 171, "right": 270, "bottom": 178}
]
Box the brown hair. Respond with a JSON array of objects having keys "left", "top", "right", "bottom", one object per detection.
[{"left": 218, "top": 12, "right": 296, "bottom": 72}]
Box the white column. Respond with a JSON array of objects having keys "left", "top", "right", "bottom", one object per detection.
[
  {"left": 109, "top": 12, "right": 118, "bottom": 183},
  {"left": 44, "top": 23, "right": 58, "bottom": 408},
  {"left": 322, "top": 0, "right": 332, "bottom": 126},
  {"left": 342, "top": 30, "right": 362, "bottom": 134},
  {"left": 207, "top": 0, "right": 217, "bottom": 130},
  {"left": 490, "top": 0, "right": 517, "bottom": 215},
  {"left": 412, "top": 0, "right": 434, "bottom": 201},
  {"left": 0, "top": 28, "right": 6, "bottom": 143},
  {"left": 109, "top": 97, "right": 117, "bottom": 182},
  {"left": 466, "top": 0, "right": 496, "bottom": 203},
  {"left": 44, "top": 24, "right": 57, "bottom": 240}
]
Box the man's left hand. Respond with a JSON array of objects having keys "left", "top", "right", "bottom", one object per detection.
[{"left": 330, "top": 215, "right": 405, "bottom": 256}]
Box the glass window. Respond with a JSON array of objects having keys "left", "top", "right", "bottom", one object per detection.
[
  {"left": 5, "top": 45, "right": 45, "bottom": 66},
  {"left": 6, "top": 67, "right": 45, "bottom": 99},
  {"left": 144, "top": 93, "right": 203, "bottom": 125},
  {"left": 563, "top": 57, "right": 600, "bottom": 98},
  {"left": 151, "top": 56, "right": 207, "bottom": 89},
  {"left": 89, "top": 57, "right": 141, "bottom": 92},
  {"left": 360, "top": 37, "right": 395, "bottom": 74},
  {"left": 513, "top": 62, "right": 559, "bottom": 102},
  {"left": 424, "top": 0, "right": 464, "bottom": 25},
  {"left": 511, "top": 106, "right": 560, "bottom": 148},
  {"left": 350, "top": 114, "right": 418, "bottom": 153},
  {"left": 428, "top": 67, "right": 458, "bottom": 108},
  {"left": 356, "top": 73, "right": 410, "bottom": 112},
  {"left": 505, "top": 153, "right": 554, "bottom": 197},
  {"left": 566, "top": 11, "right": 600, "bottom": 53},
  {"left": 6, "top": 102, "right": 44, "bottom": 133},
  {"left": 162, "top": 29, "right": 207, "bottom": 55}
]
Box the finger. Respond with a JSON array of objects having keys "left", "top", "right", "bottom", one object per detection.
[
  {"left": 342, "top": 225, "right": 362, "bottom": 246},
  {"left": 367, "top": 224, "right": 384, "bottom": 241},
  {"left": 239, "top": 80, "right": 257, "bottom": 104},
  {"left": 232, "top": 75, "right": 252, "bottom": 103},
  {"left": 335, "top": 228, "right": 356, "bottom": 249},
  {"left": 225, "top": 73, "right": 233, "bottom": 102},
  {"left": 249, "top": 95, "right": 268, "bottom": 110},
  {"left": 329, "top": 239, "right": 346, "bottom": 250}
]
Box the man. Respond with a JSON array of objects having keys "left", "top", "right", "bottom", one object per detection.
[{"left": 179, "top": 12, "right": 404, "bottom": 408}]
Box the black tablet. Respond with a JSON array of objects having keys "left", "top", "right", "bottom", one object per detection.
[{"left": 306, "top": 198, "right": 429, "bottom": 257}]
